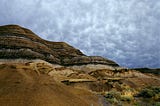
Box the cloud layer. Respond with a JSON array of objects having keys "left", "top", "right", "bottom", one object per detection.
[{"left": 0, "top": 0, "right": 160, "bottom": 68}]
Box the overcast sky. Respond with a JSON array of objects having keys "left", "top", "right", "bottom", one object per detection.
[{"left": 0, "top": 0, "right": 160, "bottom": 68}]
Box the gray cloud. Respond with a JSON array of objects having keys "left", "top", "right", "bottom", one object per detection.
[{"left": 0, "top": 0, "right": 160, "bottom": 68}]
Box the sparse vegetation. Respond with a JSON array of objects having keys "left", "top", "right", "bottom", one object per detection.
[
  {"left": 103, "top": 86, "right": 160, "bottom": 105},
  {"left": 120, "top": 95, "right": 133, "bottom": 102},
  {"left": 104, "top": 90, "right": 134, "bottom": 105},
  {"left": 137, "top": 86, "right": 160, "bottom": 98}
]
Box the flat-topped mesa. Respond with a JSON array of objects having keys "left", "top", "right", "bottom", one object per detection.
[{"left": 0, "top": 25, "right": 119, "bottom": 66}]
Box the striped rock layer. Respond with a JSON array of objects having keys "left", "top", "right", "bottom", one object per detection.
[{"left": 0, "top": 25, "right": 119, "bottom": 66}]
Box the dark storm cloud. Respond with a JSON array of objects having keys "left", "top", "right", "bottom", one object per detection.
[{"left": 0, "top": 0, "right": 160, "bottom": 68}]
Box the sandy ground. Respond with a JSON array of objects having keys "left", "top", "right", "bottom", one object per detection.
[{"left": 0, "top": 63, "right": 100, "bottom": 106}]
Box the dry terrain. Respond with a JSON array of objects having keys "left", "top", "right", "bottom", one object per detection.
[
  {"left": 0, "top": 25, "right": 159, "bottom": 106},
  {"left": 0, "top": 60, "right": 101, "bottom": 106}
]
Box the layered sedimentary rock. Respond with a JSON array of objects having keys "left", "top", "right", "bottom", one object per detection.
[
  {"left": 0, "top": 25, "right": 119, "bottom": 66},
  {"left": 63, "top": 56, "right": 118, "bottom": 66}
]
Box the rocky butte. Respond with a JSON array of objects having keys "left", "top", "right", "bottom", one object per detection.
[{"left": 0, "top": 25, "right": 159, "bottom": 106}]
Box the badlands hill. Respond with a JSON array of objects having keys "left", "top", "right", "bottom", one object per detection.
[
  {"left": 0, "top": 25, "right": 118, "bottom": 66},
  {"left": 0, "top": 25, "right": 159, "bottom": 106}
]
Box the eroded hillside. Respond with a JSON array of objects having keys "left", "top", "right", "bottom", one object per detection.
[
  {"left": 0, "top": 25, "right": 159, "bottom": 106},
  {"left": 0, "top": 25, "right": 118, "bottom": 66}
]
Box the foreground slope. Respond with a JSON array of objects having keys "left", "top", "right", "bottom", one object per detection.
[
  {"left": 0, "top": 61, "right": 100, "bottom": 106},
  {"left": 0, "top": 59, "right": 159, "bottom": 106}
]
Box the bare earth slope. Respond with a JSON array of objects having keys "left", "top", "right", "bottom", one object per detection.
[
  {"left": 0, "top": 62, "right": 99, "bottom": 106},
  {"left": 0, "top": 60, "right": 159, "bottom": 106}
]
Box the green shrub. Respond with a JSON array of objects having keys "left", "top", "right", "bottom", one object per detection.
[
  {"left": 107, "top": 98, "right": 118, "bottom": 104},
  {"left": 138, "top": 89, "right": 154, "bottom": 98},
  {"left": 105, "top": 91, "right": 121, "bottom": 104},
  {"left": 153, "top": 94, "right": 160, "bottom": 101},
  {"left": 152, "top": 87, "right": 160, "bottom": 94},
  {"left": 133, "top": 102, "right": 141, "bottom": 106},
  {"left": 104, "top": 90, "right": 131, "bottom": 105},
  {"left": 105, "top": 91, "right": 121, "bottom": 99},
  {"left": 154, "top": 102, "right": 160, "bottom": 106},
  {"left": 120, "top": 96, "right": 133, "bottom": 102},
  {"left": 137, "top": 86, "right": 160, "bottom": 98}
]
